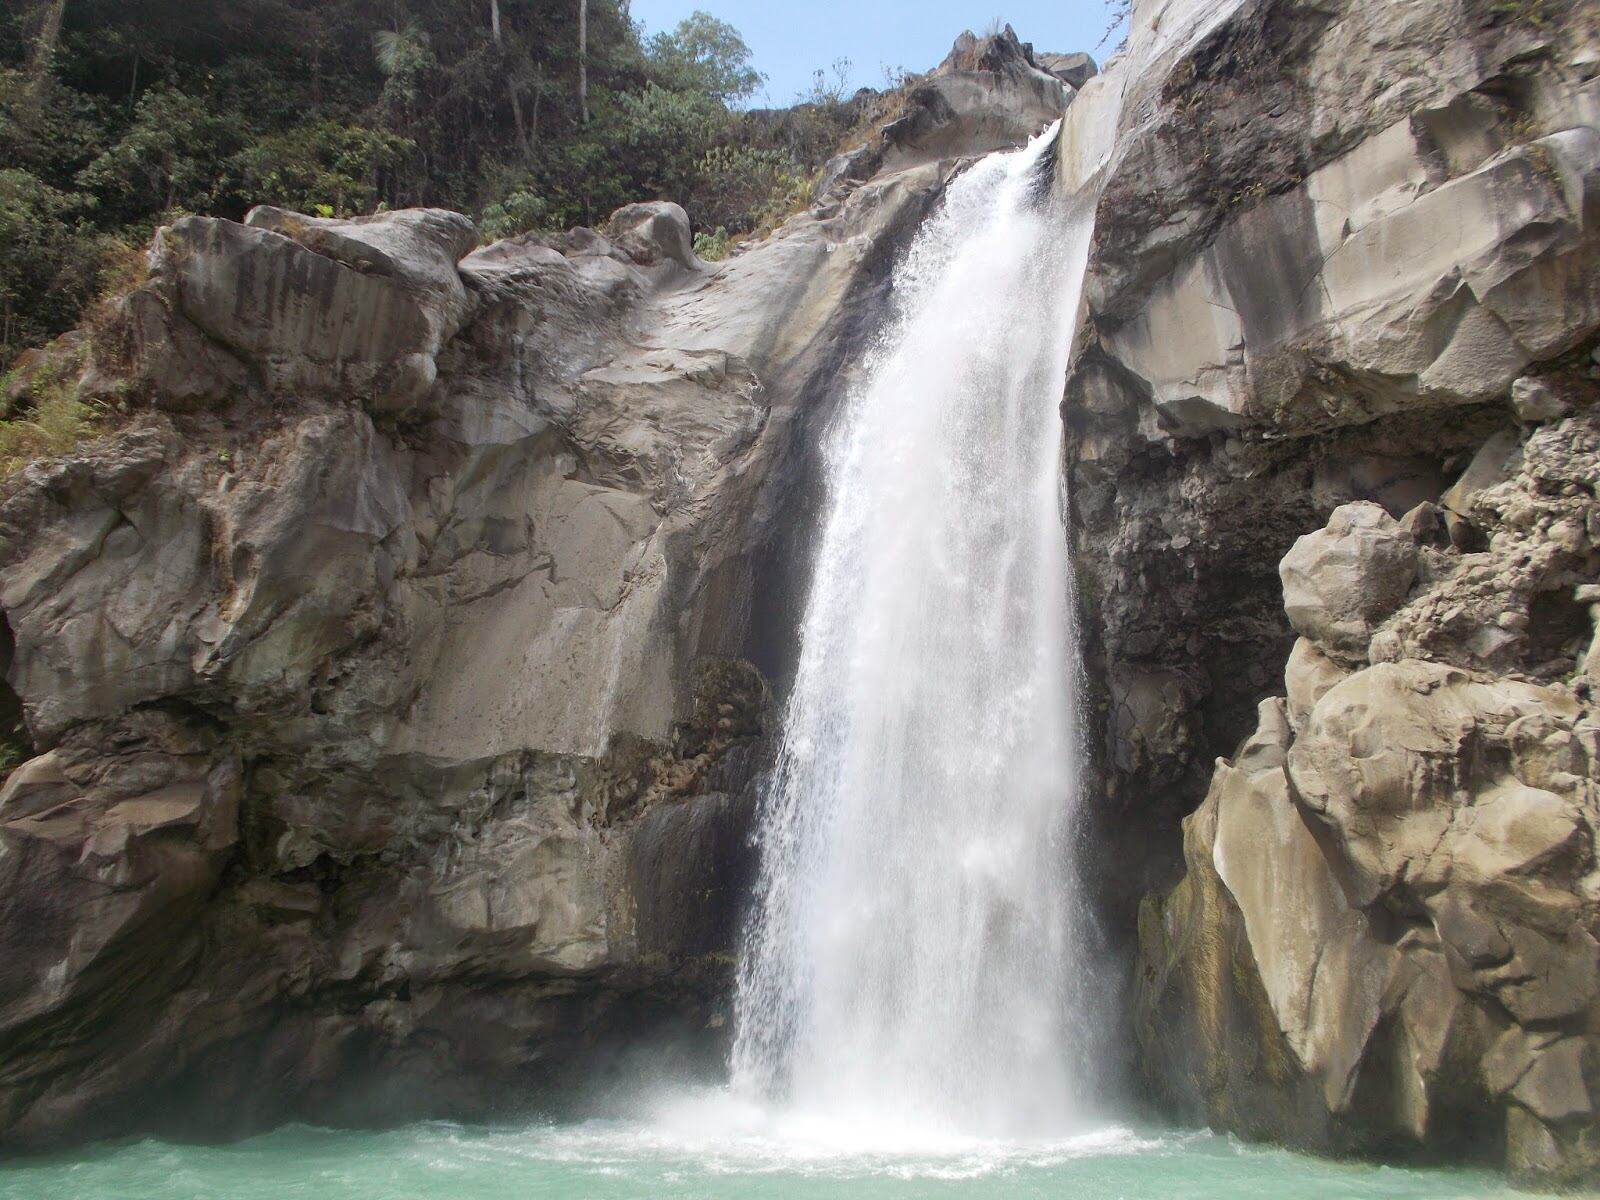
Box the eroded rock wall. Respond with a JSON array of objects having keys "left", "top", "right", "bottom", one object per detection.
[
  {"left": 1071, "top": 0, "right": 1600, "bottom": 915},
  {"left": 1072, "top": 0, "right": 1600, "bottom": 1185},
  {"left": 0, "top": 104, "right": 998, "bottom": 1142}
]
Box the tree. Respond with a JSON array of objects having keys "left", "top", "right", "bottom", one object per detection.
[
  {"left": 578, "top": 0, "right": 589, "bottom": 124},
  {"left": 233, "top": 122, "right": 413, "bottom": 215},
  {"left": 646, "top": 11, "right": 764, "bottom": 104},
  {"left": 78, "top": 88, "right": 243, "bottom": 218},
  {"left": 26, "top": 0, "right": 67, "bottom": 89},
  {"left": 373, "top": 21, "right": 431, "bottom": 94},
  {"left": 0, "top": 168, "right": 99, "bottom": 356}
]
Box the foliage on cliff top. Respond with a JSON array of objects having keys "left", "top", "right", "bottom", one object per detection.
[
  {"left": 0, "top": 0, "right": 865, "bottom": 362},
  {"left": 0, "top": 340, "right": 100, "bottom": 479}
]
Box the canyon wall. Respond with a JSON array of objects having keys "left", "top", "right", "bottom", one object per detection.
[
  {"left": 4, "top": 0, "right": 1598, "bottom": 1185},
  {"left": 1061, "top": 0, "right": 1600, "bottom": 1185}
]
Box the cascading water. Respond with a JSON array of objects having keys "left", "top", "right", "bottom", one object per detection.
[{"left": 730, "top": 124, "right": 1103, "bottom": 1140}]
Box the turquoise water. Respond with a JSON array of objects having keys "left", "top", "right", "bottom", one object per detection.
[{"left": 0, "top": 1094, "right": 1545, "bottom": 1200}]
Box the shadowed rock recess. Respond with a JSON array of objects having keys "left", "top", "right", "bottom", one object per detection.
[{"left": 1069, "top": 0, "right": 1600, "bottom": 1188}]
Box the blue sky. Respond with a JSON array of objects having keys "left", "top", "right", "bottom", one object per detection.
[{"left": 627, "top": 1, "right": 1118, "bottom": 107}]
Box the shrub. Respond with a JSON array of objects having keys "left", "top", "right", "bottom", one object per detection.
[
  {"left": 480, "top": 170, "right": 550, "bottom": 239},
  {"left": 0, "top": 169, "right": 100, "bottom": 360},
  {"left": 687, "top": 144, "right": 809, "bottom": 235},
  {"left": 0, "top": 341, "right": 100, "bottom": 478},
  {"left": 693, "top": 226, "right": 732, "bottom": 261},
  {"left": 613, "top": 83, "right": 728, "bottom": 202}
]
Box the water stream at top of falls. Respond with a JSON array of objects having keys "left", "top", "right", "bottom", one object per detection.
[{"left": 729, "top": 124, "right": 1104, "bottom": 1141}]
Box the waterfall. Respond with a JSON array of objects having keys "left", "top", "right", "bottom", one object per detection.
[{"left": 730, "top": 124, "right": 1102, "bottom": 1139}]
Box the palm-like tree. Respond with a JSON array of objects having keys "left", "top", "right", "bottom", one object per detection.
[{"left": 372, "top": 22, "right": 428, "bottom": 79}]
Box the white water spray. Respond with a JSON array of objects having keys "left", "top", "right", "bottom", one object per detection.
[{"left": 730, "top": 125, "right": 1102, "bottom": 1139}]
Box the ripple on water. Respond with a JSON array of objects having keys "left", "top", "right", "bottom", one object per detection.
[{"left": 0, "top": 1097, "right": 1543, "bottom": 1200}]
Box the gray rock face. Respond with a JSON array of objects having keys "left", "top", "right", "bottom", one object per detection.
[
  {"left": 1068, "top": 0, "right": 1600, "bottom": 929},
  {"left": 1043, "top": 0, "right": 1600, "bottom": 1183},
  {"left": 1103, "top": 1, "right": 1600, "bottom": 1184},
  {"left": 813, "top": 26, "right": 1070, "bottom": 202},
  {"left": 0, "top": 86, "right": 1003, "bottom": 1144}
]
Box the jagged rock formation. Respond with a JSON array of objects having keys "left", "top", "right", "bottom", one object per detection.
[
  {"left": 813, "top": 25, "right": 1074, "bottom": 202},
  {"left": 0, "top": 33, "right": 1073, "bottom": 1149},
  {"left": 1064, "top": 0, "right": 1600, "bottom": 1186}
]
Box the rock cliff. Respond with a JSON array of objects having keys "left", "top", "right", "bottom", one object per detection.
[
  {"left": 0, "top": 32, "right": 1079, "bottom": 1144},
  {"left": 1062, "top": 0, "right": 1600, "bottom": 1186},
  {"left": 4, "top": 0, "right": 1598, "bottom": 1185}
]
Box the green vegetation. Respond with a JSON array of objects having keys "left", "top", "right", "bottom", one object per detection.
[
  {"left": 1489, "top": 0, "right": 1549, "bottom": 26},
  {"left": 693, "top": 226, "right": 732, "bottom": 262},
  {"left": 0, "top": 0, "right": 864, "bottom": 362},
  {"left": 0, "top": 340, "right": 100, "bottom": 478}
]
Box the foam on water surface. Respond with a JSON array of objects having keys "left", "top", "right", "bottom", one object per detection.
[{"left": 0, "top": 1113, "right": 1533, "bottom": 1200}]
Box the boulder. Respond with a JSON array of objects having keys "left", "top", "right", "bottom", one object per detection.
[
  {"left": 1510, "top": 377, "right": 1569, "bottom": 424},
  {"left": 1279, "top": 502, "right": 1417, "bottom": 659},
  {"left": 89, "top": 207, "right": 479, "bottom": 415},
  {"left": 1038, "top": 51, "right": 1098, "bottom": 90},
  {"left": 604, "top": 201, "right": 704, "bottom": 273}
]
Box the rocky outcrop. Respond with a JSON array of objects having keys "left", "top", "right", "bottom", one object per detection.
[
  {"left": 813, "top": 27, "right": 1078, "bottom": 202},
  {"left": 1066, "top": 0, "right": 1600, "bottom": 909},
  {"left": 1080, "top": 0, "right": 1600, "bottom": 1186},
  {"left": 0, "top": 84, "right": 1033, "bottom": 1141},
  {"left": 1138, "top": 458, "right": 1600, "bottom": 1185}
]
